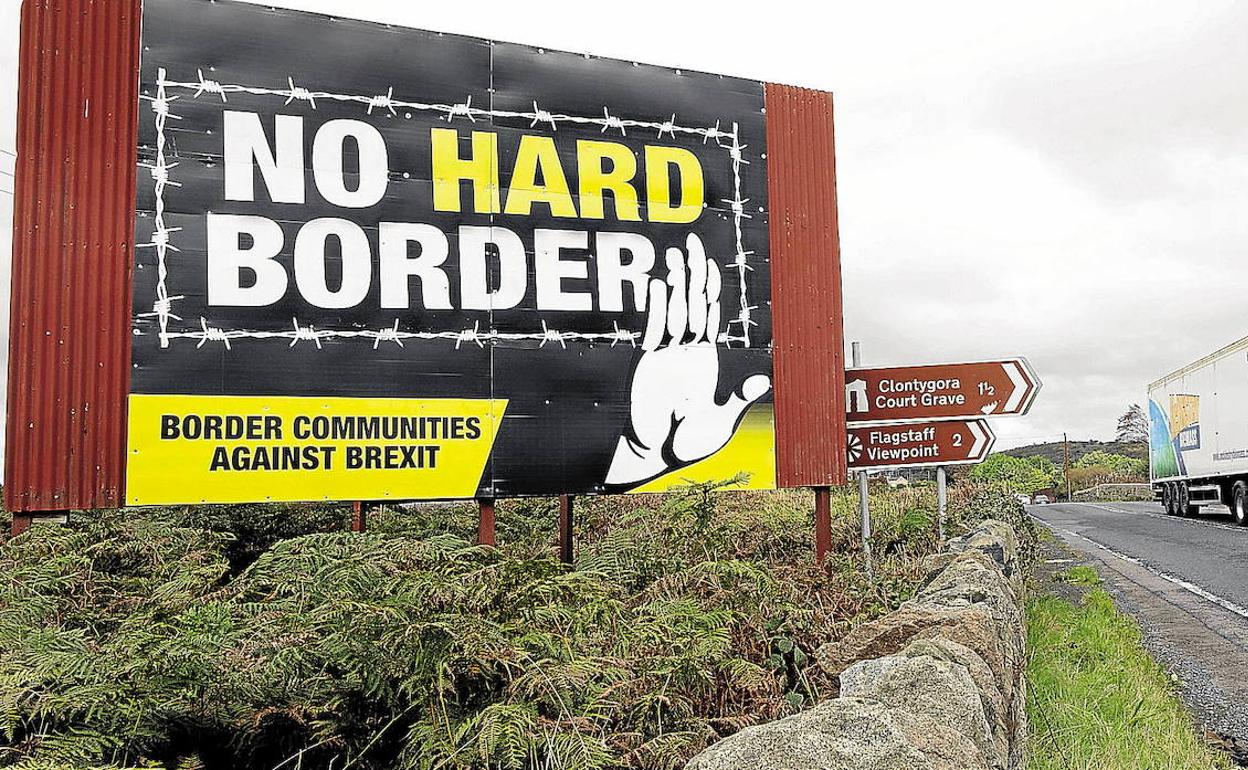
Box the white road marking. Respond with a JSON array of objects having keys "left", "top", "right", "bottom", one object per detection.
[
  {"left": 1058, "top": 527, "right": 1248, "bottom": 620},
  {"left": 1069, "top": 502, "right": 1248, "bottom": 535}
]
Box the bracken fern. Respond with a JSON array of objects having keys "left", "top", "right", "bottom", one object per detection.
[{"left": 0, "top": 483, "right": 1025, "bottom": 769}]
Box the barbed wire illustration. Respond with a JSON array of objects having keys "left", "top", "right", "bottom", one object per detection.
[{"left": 141, "top": 68, "right": 760, "bottom": 351}]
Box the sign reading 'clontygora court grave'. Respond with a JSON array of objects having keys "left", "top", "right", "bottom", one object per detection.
[{"left": 127, "top": 0, "right": 780, "bottom": 504}]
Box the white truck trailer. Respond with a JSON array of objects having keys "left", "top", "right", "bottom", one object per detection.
[{"left": 1149, "top": 334, "right": 1248, "bottom": 523}]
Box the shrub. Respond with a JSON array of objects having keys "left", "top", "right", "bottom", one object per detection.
[{"left": 0, "top": 482, "right": 1021, "bottom": 769}]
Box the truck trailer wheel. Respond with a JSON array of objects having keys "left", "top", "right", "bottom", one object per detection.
[
  {"left": 1234, "top": 482, "right": 1248, "bottom": 526},
  {"left": 1178, "top": 482, "right": 1197, "bottom": 517},
  {"left": 1162, "top": 484, "right": 1175, "bottom": 515}
]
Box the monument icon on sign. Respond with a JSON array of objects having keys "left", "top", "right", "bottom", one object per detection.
[{"left": 846, "top": 379, "right": 869, "bottom": 415}]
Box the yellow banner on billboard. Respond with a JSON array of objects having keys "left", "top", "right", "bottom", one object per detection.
[{"left": 126, "top": 394, "right": 507, "bottom": 506}]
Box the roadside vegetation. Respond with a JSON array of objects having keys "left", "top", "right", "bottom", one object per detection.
[
  {"left": 1027, "top": 567, "right": 1230, "bottom": 770},
  {"left": 970, "top": 448, "right": 1148, "bottom": 500},
  {"left": 969, "top": 452, "right": 1066, "bottom": 493},
  {"left": 0, "top": 482, "right": 1027, "bottom": 770},
  {"left": 980, "top": 403, "right": 1153, "bottom": 501}
]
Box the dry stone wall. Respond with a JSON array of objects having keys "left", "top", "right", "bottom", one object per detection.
[{"left": 686, "top": 520, "right": 1027, "bottom": 770}]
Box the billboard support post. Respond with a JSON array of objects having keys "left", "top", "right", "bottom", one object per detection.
[
  {"left": 9, "top": 512, "right": 67, "bottom": 538},
  {"left": 478, "top": 499, "right": 496, "bottom": 547},
  {"left": 936, "top": 466, "right": 948, "bottom": 544},
  {"left": 11, "top": 515, "right": 33, "bottom": 538},
  {"left": 851, "top": 342, "right": 873, "bottom": 580},
  {"left": 558, "top": 496, "right": 575, "bottom": 565},
  {"left": 814, "top": 487, "right": 832, "bottom": 562},
  {"left": 351, "top": 501, "right": 367, "bottom": 533}
]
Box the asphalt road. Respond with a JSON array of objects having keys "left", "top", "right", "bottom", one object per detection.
[{"left": 1031, "top": 501, "right": 1248, "bottom": 751}]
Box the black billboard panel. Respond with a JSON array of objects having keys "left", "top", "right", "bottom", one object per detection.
[{"left": 127, "top": 0, "right": 774, "bottom": 504}]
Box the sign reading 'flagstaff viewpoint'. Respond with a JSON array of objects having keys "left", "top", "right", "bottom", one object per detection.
[
  {"left": 127, "top": 0, "right": 778, "bottom": 505},
  {"left": 846, "top": 419, "right": 995, "bottom": 471}
]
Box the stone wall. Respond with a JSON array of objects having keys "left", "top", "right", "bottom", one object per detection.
[{"left": 685, "top": 520, "right": 1026, "bottom": 770}]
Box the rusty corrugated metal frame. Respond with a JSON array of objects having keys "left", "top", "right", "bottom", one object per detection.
[
  {"left": 5, "top": 0, "right": 141, "bottom": 512},
  {"left": 765, "top": 84, "right": 847, "bottom": 487}
]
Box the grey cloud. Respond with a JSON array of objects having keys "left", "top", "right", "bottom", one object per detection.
[{"left": 987, "top": 2, "right": 1248, "bottom": 203}]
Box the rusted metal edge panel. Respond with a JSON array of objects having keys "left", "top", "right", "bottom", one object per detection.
[
  {"left": 4, "top": 0, "right": 140, "bottom": 512},
  {"left": 765, "top": 84, "right": 847, "bottom": 487}
]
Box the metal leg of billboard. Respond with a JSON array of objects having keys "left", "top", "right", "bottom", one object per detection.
[
  {"left": 559, "top": 496, "right": 575, "bottom": 566},
  {"left": 478, "top": 499, "right": 496, "bottom": 547},
  {"left": 814, "top": 487, "right": 832, "bottom": 562},
  {"left": 9, "top": 512, "right": 68, "bottom": 537},
  {"left": 351, "top": 501, "right": 367, "bottom": 533},
  {"left": 10, "top": 515, "right": 33, "bottom": 538}
]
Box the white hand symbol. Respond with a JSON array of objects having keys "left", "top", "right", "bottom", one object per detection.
[{"left": 605, "top": 233, "right": 772, "bottom": 488}]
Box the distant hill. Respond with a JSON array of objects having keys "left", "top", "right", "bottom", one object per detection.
[{"left": 1003, "top": 439, "right": 1147, "bottom": 465}]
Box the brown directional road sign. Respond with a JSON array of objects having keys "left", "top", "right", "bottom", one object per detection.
[
  {"left": 845, "top": 359, "right": 1040, "bottom": 423},
  {"left": 847, "top": 419, "right": 995, "bottom": 471}
]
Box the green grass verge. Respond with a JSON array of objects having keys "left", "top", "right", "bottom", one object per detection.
[
  {"left": 1027, "top": 590, "right": 1229, "bottom": 770},
  {"left": 1056, "top": 566, "right": 1101, "bottom": 586}
]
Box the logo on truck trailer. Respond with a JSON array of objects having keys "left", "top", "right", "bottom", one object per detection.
[{"left": 1170, "top": 394, "right": 1201, "bottom": 451}]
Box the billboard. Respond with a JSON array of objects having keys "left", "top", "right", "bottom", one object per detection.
[
  {"left": 5, "top": 0, "right": 845, "bottom": 512},
  {"left": 125, "top": 0, "right": 775, "bottom": 505}
]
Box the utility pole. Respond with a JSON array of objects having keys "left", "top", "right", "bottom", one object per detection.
[
  {"left": 1063, "top": 432, "right": 1073, "bottom": 502},
  {"left": 852, "top": 341, "right": 873, "bottom": 580}
]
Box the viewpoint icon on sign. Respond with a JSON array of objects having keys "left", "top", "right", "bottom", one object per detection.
[{"left": 847, "top": 433, "right": 863, "bottom": 463}]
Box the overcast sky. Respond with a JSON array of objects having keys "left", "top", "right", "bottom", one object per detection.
[{"left": 1, "top": 0, "right": 1246, "bottom": 462}]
